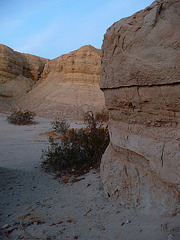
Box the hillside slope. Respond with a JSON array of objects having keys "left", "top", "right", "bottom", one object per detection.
[{"left": 0, "top": 44, "right": 104, "bottom": 119}]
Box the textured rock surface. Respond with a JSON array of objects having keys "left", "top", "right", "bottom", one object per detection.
[
  {"left": 0, "top": 44, "right": 47, "bottom": 110},
  {"left": 0, "top": 44, "right": 47, "bottom": 83},
  {"left": 17, "top": 45, "right": 104, "bottom": 119},
  {"left": 100, "top": 0, "right": 180, "bottom": 216},
  {"left": 0, "top": 44, "right": 104, "bottom": 118}
]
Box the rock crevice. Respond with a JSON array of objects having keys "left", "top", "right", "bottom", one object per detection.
[{"left": 101, "top": 81, "right": 180, "bottom": 90}]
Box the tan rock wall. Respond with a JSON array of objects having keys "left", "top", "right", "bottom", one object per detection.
[
  {"left": 0, "top": 45, "right": 24, "bottom": 82},
  {"left": 100, "top": 0, "right": 180, "bottom": 89},
  {"left": 100, "top": 0, "right": 180, "bottom": 215},
  {"left": 17, "top": 46, "right": 104, "bottom": 119},
  {"left": 0, "top": 45, "right": 105, "bottom": 118},
  {"left": 42, "top": 45, "right": 101, "bottom": 77},
  {"left": 21, "top": 53, "right": 48, "bottom": 82},
  {"left": 0, "top": 44, "right": 47, "bottom": 103}
]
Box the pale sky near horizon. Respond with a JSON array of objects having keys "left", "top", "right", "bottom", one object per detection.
[{"left": 0, "top": 0, "right": 153, "bottom": 59}]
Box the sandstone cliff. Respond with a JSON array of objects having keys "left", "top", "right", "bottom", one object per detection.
[
  {"left": 17, "top": 45, "right": 104, "bottom": 119},
  {"left": 0, "top": 44, "right": 47, "bottom": 111},
  {"left": 0, "top": 44, "right": 104, "bottom": 118},
  {"left": 100, "top": 0, "right": 180, "bottom": 216}
]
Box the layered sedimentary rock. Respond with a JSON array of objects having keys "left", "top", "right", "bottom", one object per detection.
[
  {"left": 17, "top": 45, "right": 104, "bottom": 119},
  {"left": 100, "top": 0, "right": 180, "bottom": 215},
  {"left": 0, "top": 44, "right": 104, "bottom": 118},
  {"left": 0, "top": 44, "right": 47, "bottom": 110}
]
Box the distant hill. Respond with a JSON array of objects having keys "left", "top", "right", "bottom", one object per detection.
[{"left": 0, "top": 44, "right": 104, "bottom": 119}]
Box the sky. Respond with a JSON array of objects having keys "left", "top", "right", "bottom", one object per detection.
[{"left": 0, "top": 0, "right": 153, "bottom": 59}]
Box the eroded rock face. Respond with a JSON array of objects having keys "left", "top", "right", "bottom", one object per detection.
[
  {"left": 17, "top": 45, "right": 104, "bottom": 119},
  {"left": 0, "top": 44, "right": 104, "bottom": 118},
  {"left": 100, "top": 0, "right": 180, "bottom": 216},
  {"left": 0, "top": 44, "right": 47, "bottom": 110},
  {"left": 0, "top": 44, "right": 47, "bottom": 84}
]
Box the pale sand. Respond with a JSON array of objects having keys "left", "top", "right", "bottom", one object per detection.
[{"left": 0, "top": 113, "right": 179, "bottom": 240}]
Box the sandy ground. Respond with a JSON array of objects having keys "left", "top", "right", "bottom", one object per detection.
[{"left": 0, "top": 113, "right": 180, "bottom": 240}]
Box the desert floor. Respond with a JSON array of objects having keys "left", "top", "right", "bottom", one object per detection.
[{"left": 0, "top": 113, "right": 179, "bottom": 240}]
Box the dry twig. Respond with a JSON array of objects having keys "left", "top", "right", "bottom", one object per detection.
[{"left": 20, "top": 221, "right": 34, "bottom": 240}]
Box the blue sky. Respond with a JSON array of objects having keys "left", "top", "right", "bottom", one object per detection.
[{"left": 0, "top": 0, "right": 153, "bottom": 59}]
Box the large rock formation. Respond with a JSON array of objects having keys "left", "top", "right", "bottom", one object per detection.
[
  {"left": 100, "top": 0, "right": 180, "bottom": 216},
  {"left": 17, "top": 45, "right": 104, "bottom": 119},
  {"left": 0, "top": 44, "right": 104, "bottom": 119},
  {"left": 0, "top": 44, "right": 47, "bottom": 110}
]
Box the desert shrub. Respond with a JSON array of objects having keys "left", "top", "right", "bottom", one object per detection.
[
  {"left": 7, "top": 109, "right": 36, "bottom": 125},
  {"left": 41, "top": 112, "right": 110, "bottom": 176},
  {"left": 84, "top": 111, "right": 100, "bottom": 130},
  {"left": 51, "top": 118, "right": 70, "bottom": 134}
]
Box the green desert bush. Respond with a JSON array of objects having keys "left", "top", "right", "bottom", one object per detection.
[
  {"left": 7, "top": 109, "right": 36, "bottom": 125},
  {"left": 51, "top": 118, "right": 70, "bottom": 134},
  {"left": 41, "top": 112, "right": 110, "bottom": 176}
]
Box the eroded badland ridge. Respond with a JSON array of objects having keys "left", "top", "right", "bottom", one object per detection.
[
  {"left": 0, "top": 44, "right": 104, "bottom": 119},
  {"left": 100, "top": 0, "right": 180, "bottom": 216}
]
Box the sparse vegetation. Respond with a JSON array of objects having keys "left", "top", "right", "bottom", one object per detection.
[
  {"left": 7, "top": 109, "right": 36, "bottom": 125},
  {"left": 51, "top": 118, "right": 70, "bottom": 134},
  {"left": 41, "top": 111, "right": 110, "bottom": 177}
]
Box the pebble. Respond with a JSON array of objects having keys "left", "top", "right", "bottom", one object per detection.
[
  {"left": 125, "top": 220, "right": 130, "bottom": 224},
  {"left": 121, "top": 220, "right": 131, "bottom": 226}
]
